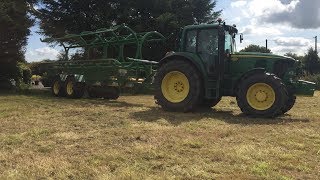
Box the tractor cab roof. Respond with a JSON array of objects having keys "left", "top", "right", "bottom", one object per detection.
[{"left": 183, "top": 23, "right": 238, "bottom": 34}]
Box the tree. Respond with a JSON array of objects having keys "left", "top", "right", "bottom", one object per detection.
[
  {"left": 284, "top": 52, "right": 304, "bottom": 75},
  {"left": 36, "top": 0, "right": 221, "bottom": 60},
  {"left": 304, "top": 48, "right": 320, "bottom": 74},
  {"left": 0, "top": 0, "right": 36, "bottom": 83},
  {"left": 240, "top": 44, "right": 271, "bottom": 53},
  {"left": 284, "top": 52, "right": 304, "bottom": 61}
]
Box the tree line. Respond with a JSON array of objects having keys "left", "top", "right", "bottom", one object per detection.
[
  {"left": 1, "top": 0, "right": 320, "bottom": 89},
  {"left": 0, "top": 0, "right": 220, "bottom": 87}
]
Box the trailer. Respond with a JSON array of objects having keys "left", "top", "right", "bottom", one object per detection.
[{"left": 41, "top": 24, "right": 165, "bottom": 99}]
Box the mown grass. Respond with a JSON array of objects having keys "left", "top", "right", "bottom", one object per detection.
[{"left": 0, "top": 91, "right": 319, "bottom": 179}]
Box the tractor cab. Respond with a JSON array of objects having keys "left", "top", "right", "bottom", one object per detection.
[{"left": 163, "top": 22, "right": 239, "bottom": 99}]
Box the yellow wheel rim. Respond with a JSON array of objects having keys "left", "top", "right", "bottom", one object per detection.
[
  {"left": 53, "top": 81, "right": 60, "bottom": 95},
  {"left": 161, "top": 71, "right": 190, "bottom": 103},
  {"left": 246, "top": 83, "right": 276, "bottom": 111},
  {"left": 66, "top": 81, "right": 74, "bottom": 95}
]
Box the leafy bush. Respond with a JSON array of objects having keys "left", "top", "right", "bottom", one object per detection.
[
  {"left": 0, "top": 77, "right": 15, "bottom": 90},
  {"left": 0, "top": 62, "right": 20, "bottom": 81},
  {"left": 0, "top": 62, "right": 32, "bottom": 92},
  {"left": 19, "top": 63, "right": 32, "bottom": 84},
  {"left": 15, "top": 82, "right": 31, "bottom": 94},
  {"left": 301, "top": 74, "right": 320, "bottom": 90},
  {"left": 41, "top": 72, "right": 52, "bottom": 87}
]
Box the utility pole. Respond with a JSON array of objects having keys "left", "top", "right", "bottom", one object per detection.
[
  {"left": 266, "top": 39, "right": 268, "bottom": 51},
  {"left": 315, "top": 36, "right": 318, "bottom": 54}
]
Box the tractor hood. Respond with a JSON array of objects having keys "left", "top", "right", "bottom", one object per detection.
[{"left": 232, "top": 52, "right": 297, "bottom": 62}]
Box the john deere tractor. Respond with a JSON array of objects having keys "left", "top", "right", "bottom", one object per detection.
[{"left": 154, "top": 20, "right": 316, "bottom": 117}]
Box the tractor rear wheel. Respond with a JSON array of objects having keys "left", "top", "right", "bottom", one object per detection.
[
  {"left": 64, "top": 77, "right": 85, "bottom": 99},
  {"left": 200, "top": 97, "right": 221, "bottom": 109},
  {"left": 154, "top": 60, "right": 202, "bottom": 112},
  {"left": 236, "top": 73, "right": 287, "bottom": 118},
  {"left": 51, "top": 77, "right": 65, "bottom": 97},
  {"left": 282, "top": 92, "right": 296, "bottom": 114}
]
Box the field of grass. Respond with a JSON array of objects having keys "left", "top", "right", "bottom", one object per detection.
[{"left": 0, "top": 91, "right": 319, "bottom": 179}]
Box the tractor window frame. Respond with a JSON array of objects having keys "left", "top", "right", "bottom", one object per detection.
[
  {"left": 198, "top": 29, "right": 219, "bottom": 55},
  {"left": 183, "top": 28, "right": 219, "bottom": 55},
  {"left": 184, "top": 30, "right": 198, "bottom": 53}
]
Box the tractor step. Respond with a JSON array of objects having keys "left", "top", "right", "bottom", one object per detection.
[{"left": 206, "top": 76, "right": 220, "bottom": 99}]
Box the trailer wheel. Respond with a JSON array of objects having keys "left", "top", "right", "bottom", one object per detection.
[
  {"left": 236, "top": 73, "right": 287, "bottom": 117},
  {"left": 154, "top": 60, "right": 202, "bottom": 112},
  {"left": 64, "top": 77, "right": 85, "bottom": 99},
  {"left": 103, "top": 87, "right": 120, "bottom": 100},
  {"left": 51, "top": 77, "right": 65, "bottom": 97}
]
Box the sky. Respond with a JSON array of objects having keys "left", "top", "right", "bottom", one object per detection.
[{"left": 25, "top": 0, "right": 320, "bottom": 62}]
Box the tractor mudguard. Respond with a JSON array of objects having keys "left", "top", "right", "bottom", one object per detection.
[
  {"left": 234, "top": 68, "right": 266, "bottom": 93},
  {"left": 159, "top": 52, "right": 207, "bottom": 79},
  {"left": 57, "top": 74, "right": 85, "bottom": 83},
  {"left": 73, "top": 74, "right": 86, "bottom": 83},
  {"left": 239, "top": 68, "right": 266, "bottom": 80}
]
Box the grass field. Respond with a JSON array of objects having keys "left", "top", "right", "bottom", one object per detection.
[{"left": 0, "top": 91, "right": 319, "bottom": 179}]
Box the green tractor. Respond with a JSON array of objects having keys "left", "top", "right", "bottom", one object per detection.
[{"left": 154, "top": 20, "right": 316, "bottom": 117}]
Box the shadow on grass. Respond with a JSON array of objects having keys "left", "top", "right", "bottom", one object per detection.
[
  {"left": 2, "top": 89, "right": 312, "bottom": 125},
  {"left": 2, "top": 89, "right": 145, "bottom": 108},
  {"left": 130, "top": 107, "right": 310, "bottom": 125}
]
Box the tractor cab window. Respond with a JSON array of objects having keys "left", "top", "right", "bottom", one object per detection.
[
  {"left": 197, "top": 29, "right": 219, "bottom": 74},
  {"left": 184, "top": 28, "right": 219, "bottom": 74},
  {"left": 225, "top": 32, "right": 234, "bottom": 53},
  {"left": 185, "top": 30, "right": 197, "bottom": 53},
  {"left": 198, "top": 29, "right": 219, "bottom": 55}
]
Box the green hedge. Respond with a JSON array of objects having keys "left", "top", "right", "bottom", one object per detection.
[
  {"left": 0, "top": 62, "right": 32, "bottom": 91},
  {"left": 19, "top": 63, "right": 32, "bottom": 84}
]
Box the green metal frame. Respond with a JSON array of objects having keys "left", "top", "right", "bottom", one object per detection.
[{"left": 41, "top": 24, "right": 166, "bottom": 90}]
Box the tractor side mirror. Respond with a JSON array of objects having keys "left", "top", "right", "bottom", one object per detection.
[{"left": 240, "top": 34, "right": 244, "bottom": 43}]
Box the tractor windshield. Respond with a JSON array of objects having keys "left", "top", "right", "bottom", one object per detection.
[{"left": 225, "top": 32, "right": 236, "bottom": 53}]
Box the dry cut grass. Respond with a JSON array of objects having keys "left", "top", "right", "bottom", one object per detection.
[{"left": 0, "top": 91, "right": 319, "bottom": 179}]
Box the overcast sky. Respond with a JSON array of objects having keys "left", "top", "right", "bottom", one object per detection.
[{"left": 25, "top": 0, "right": 320, "bottom": 62}]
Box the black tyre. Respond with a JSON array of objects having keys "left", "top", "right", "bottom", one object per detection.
[
  {"left": 200, "top": 97, "right": 221, "bottom": 108},
  {"left": 282, "top": 92, "right": 296, "bottom": 114},
  {"left": 236, "top": 73, "right": 288, "bottom": 118},
  {"left": 154, "top": 60, "right": 202, "bottom": 112},
  {"left": 51, "top": 77, "right": 65, "bottom": 97},
  {"left": 64, "top": 76, "right": 85, "bottom": 99},
  {"left": 88, "top": 86, "right": 99, "bottom": 98},
  {"left": 103, "top": 87, "right": 120, "bottom": 100}
]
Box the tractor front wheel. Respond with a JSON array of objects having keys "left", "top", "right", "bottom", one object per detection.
[
  {"left": 154, "top": 60, "right": 202, "bottom": 112},
  {"left": 236, "top": 73, "right": 287, "bottom": 117}
]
